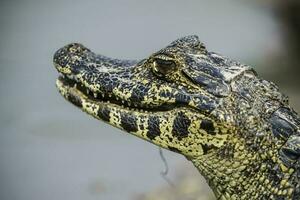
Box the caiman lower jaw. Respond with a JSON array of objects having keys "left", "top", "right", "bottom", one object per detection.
[{"left": 56, "top": 76, "right": 179, "bottom": 114}]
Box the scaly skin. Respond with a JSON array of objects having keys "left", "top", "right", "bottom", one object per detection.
[{"left": 53, "top": 36, "right": 300, "bottom": 199}]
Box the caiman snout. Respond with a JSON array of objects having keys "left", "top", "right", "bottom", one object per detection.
[{"left": 53, "top": 43, "right": 90, "bottom": 75}]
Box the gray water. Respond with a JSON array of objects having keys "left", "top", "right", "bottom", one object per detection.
[{"left": 0, "top": 1, "right": 282, "bottom": 200}]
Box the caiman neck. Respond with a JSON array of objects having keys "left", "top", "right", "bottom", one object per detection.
[{"left": 190, "top": 139, "right": 296, "bottom": 199}]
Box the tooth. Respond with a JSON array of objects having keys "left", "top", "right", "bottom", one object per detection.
[
  {"left": 86, "top": 89, "right": 89, "bottom": 94},
  {"left": 102, "top": 94, "right": 105, "bottom": 98},
  {"left": 122, "top": 100, "right": 124, "bottom": 104},
  {"left": 109, "top": 94, "right": 112, "bottom": 98},
  {"left": 93, "top": 93, "right": 97, "bottom": 98},
  {"left": 73, "top": 83, "right": 77, "bottom": 88},
  {"left": 107, "top": 100, "right": 110, "bottom": 103}
]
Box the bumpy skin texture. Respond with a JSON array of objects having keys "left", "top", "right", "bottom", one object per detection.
[{"left": 53, "top": 36, "right": 300, "bottom": 200}]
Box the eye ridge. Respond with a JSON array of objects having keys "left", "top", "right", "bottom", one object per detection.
[{"left": 153, "top": 58, "right": 177, "bottom": 76}]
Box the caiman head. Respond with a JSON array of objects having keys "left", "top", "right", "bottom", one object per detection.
[{"left": 54, "top": 35, "right": 300, "bottom": 199}]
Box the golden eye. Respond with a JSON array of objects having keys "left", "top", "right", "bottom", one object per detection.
[{"left": 152, "top": 58, "right": 177, "bottom": 76}]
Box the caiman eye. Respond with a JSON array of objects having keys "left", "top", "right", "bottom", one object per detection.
[{"left": 152, "top": 58, "right": 177, "bottom": 76}]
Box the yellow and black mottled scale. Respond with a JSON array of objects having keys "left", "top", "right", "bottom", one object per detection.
[{"left": 53, "top": 35, "right": 300, "bottom": 200}]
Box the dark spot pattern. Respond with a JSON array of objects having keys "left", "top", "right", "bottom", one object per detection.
[
  {"left": 270, "top": 108, "right": 297, "bottom": 140},
  {"left": 172, "top": 112, "right": 191, "bottom": 139},
  {"left": 159, "top": 90, "right": 172, "bottom": 99},
  {"left": 282, "top": 148, "right": 299, "bottom": 160},
  {"left": 97, "top": 107, "right": 110, "bottom": 122},
  {"left": 168, "top": 146, "right": 181, "bottom": 154},
  {"left": 131, "top": 85, "right": 149, "bottom": 102},
  {"left": 201, "top": 144, "right": 216, "bottom": 154},
  {"left": 279, "top": 135, "right": 300, "bottom": 167},
  {"left": 120, "top": 113, "right": 138, "bottom": 133},
  {"left": 147, "top": 116, "right": 161, "bottom": 140},
  {"left": 174, "top": 92, "right": 191, "bottom": 104},
  {"left": 200, "top": 119, "right": 215, "bottom": 134},
  {"left": 68, "top": 94, "right": 82, "bottom": 108}
]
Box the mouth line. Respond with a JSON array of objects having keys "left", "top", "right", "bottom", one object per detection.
[{"left": 57, "top": 76, "right": 182, "bottom": 113}]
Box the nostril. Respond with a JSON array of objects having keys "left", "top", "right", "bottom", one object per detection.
[
  {"left": 66, "top": 43, "right": 90, "bottom": 54},
  {"left": 53, "top": 43, "right": 89, "bottom": 66},
  {"left": 53, "top": 43, "right": 90, "bottom": 75},
  {"left": 53, "top": 43, "right": 90, "bottom": 63}
]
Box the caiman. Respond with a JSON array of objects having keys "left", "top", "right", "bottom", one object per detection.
[{"left": 53, "top": 35, "right": 300, "bottom": 200}]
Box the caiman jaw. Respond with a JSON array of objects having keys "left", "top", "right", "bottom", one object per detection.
[{"left": 55, "top": 73, "right": 216, "bottom": 158}]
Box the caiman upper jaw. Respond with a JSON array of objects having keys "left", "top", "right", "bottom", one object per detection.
[
  {"left": 54, "top": 42, "right": 219, "bottom": 115},
  {"left": 54, "top": 43, "right": 184, "bottom": 113},
  {"left": 53, "top": 43, "right": 91, "bottom": 78}
]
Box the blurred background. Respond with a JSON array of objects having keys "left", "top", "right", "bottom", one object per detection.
[{"left": 0, "top": 0, "right": 299, "bottom": 200}]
